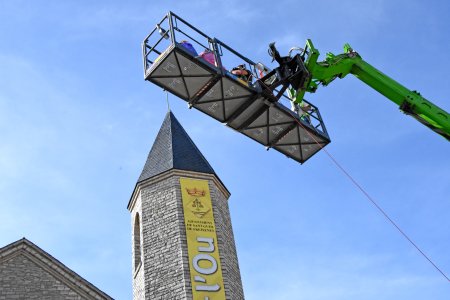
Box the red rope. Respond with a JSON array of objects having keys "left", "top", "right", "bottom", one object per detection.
[
  {"left": 291, "top": 110, "right": 450, "bottom": 282},
  {"left": 256, "top": 73, "right": 448, "bottom": 281}
]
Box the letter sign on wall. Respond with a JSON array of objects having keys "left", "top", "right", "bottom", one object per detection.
[{"left": 180, "top": 178, "right": 226, "bottom": 300}]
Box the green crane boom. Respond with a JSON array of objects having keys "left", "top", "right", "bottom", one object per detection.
[{"left": 293, "top": 39, "right": 450, "bottom": 140}]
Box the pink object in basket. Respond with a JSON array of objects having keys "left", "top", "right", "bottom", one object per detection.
[{"left": 199, "top": 51, "right": 216, "bottom": 66}]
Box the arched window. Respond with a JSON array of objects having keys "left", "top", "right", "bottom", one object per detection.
[{"left": 134, "top": 213, "right": 142, "bottom": 270}]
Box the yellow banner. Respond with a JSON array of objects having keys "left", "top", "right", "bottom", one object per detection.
[{"left": 180, "top": 177, "right": 226, "bottom": 300}]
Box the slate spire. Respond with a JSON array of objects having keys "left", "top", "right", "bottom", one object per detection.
[{"left": 138, "top": 111, "right": 216, "bottom": 183}]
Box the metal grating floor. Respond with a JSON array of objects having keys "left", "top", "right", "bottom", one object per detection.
[{"left": 145, "top": 44, "right": 330, "bottom": 164}]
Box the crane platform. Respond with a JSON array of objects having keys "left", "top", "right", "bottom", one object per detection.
[{"left": 142, "top": 12, "right": 330, "bottom": 163}]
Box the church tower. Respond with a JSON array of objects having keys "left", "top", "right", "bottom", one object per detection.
[{"left": 128, "top": 111, "right": 244, "bottom": 300}]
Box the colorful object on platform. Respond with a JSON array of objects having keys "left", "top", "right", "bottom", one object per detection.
[
  {"left": 179, "top": 40, "right": 198, "bottom": 56},
  {"left": 199, "top": 50, "right": 216, "bottom": 66},
  {"left": 144, "top": 12, "right": 450, "bottom": 166},
  {"left": 180, "top": 178, "right": 226, "bottom": 300}
]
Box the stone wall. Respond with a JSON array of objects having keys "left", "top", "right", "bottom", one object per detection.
[
  {"left": 140, "top": 175, "right": 189, "bottom": 299},
  {"left": 131, "top": 193, "right": 145, "bottom": 300},
  {"left": 0, "top": 239, "right": 112, "bottom": 300},
  {"left": 130, "top": 170, "right": 244, "bottom": 300},
  {"left": 0, "top": 253, "right": 82, "bottom": 300}
]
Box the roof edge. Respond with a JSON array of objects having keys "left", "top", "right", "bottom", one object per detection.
[{"left": 0, "top": 238, "right": 113, "bottom": 300}]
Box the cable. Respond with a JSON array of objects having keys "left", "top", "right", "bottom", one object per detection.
[
  {"left": 255, "top": 75, "right": 449, "bottom": 282},
  {"left": 165, "top": 90, "right": 170, "bottom": 112},
  {"left": 291, "top": 108, "right": 450, "bottom": 282}
]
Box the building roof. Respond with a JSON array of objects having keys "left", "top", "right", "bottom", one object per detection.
[
  {"left": 137, "top": 111, "right": 216, "bottom": 183},
  {"left": 0, "top": 238, "right": 113, "bottom": 300}
]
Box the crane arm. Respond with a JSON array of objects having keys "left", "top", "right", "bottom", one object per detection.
[{"left": 294, "top": 39, "right": 450, "bottom": 140}]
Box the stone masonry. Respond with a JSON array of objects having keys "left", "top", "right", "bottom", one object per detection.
[
  {"left": 129, "top": 170, "right": 244, "bottom": 300},
  {"left": 0, "top": 239, "right": 112, "bottom": 300},
  {"left": 0, "top": 254, "right": 82, "bottom": 300},
  {"left": 128, "top": 111, "right": 244, "bottom": 299}
]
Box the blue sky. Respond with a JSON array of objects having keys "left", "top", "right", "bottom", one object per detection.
[{"left": 0, "top": 0, "right": 449, "bottom": 299}]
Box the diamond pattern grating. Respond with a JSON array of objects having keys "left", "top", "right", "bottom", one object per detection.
[{"left": 145, "top": 45, "right": 330, "bottom": 164}]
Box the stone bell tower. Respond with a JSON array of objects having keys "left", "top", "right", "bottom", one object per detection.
[{"left": 127, "top": 111, "right": 244, "bottom": 300}]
